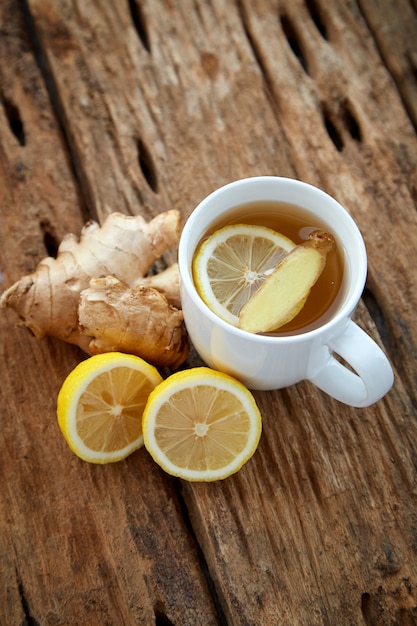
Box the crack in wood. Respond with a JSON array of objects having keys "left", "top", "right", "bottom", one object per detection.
[
  {"left": 0, "top": 92, "right": 26, "bottom": 146},
  {"left": 342, "top": 100, "right": 362, "bottom": 143},
  {"left": 235, "top": 0, "right": 299, "bottom": 176},
  {"left": 174, "top": 480, "right": 228, "bottom": 626},
  {"left": 17, "top": 0, "right": 98, "bottom": 224},
  {"left": 128, "top": 0, "right": 151, "bottom": 53},
  {"left": 237, "top": 1, "right": 364, "bottom": 161},
  {"left": 305, "top": 0, "right": 328, "bottom": 41},
  {"left": 17, "top": 573, "right": 40, "bottom": 626},
  {"left": 356, "top": 0, "right": 417, "bottom": 134},
  {"left": 155, "top": 607, "right": 175, "bottom": 625},
  {"left": 321, "top": 99, "right": 363, "bottom": 152},
  {"left": 362, "top": 286, "right": 394, "bottom": 360},
  {"left": 39, "top": 219, "right": 59, "bottom": 257},
  {"left": 279, "top": 12, "right": 309, "bottom": 75},
  {"left": 322, "top": 106, "right": 344, "bottom": 152},
  {"left": 137, "top": 137, "right": 159, "bottom": 194}
]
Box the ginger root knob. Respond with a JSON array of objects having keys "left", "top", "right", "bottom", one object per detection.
[
  {"left": 79, "top": 276, "right": 188, "bottom": 369},
  {"left": 1, "top": 210, "right": 189, "bottom": 368}
]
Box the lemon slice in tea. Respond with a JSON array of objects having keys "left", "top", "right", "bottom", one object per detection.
[{"left": 193, "top": 224, "right": 295, "bottom": 325}]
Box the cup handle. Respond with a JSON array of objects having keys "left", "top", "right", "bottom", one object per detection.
[{"left": 307, "top": 319, "right": 394, "bottom": 407}]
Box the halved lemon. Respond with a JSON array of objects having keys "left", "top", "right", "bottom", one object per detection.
[
  {"left": 142, "top": 367, "right": 262, "bottom": 482},
  {"left": 57, "top": 352, "right": 163, "bottom": 464},
  {"left": 193, "top": 224, "right": 295, "bottom": 325}
]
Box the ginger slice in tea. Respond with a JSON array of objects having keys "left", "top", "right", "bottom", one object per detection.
[{"left": 238, "top": 230, "right": 335, "bottom": 334}]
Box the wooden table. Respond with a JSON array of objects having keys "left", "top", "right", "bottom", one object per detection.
[{"left": 1, "top": 1, "right": 417, "bottom": 624}]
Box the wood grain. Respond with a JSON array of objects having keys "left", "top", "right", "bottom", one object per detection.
[{"left": 1, "top": 0, "right": 417, "bottom": 624}]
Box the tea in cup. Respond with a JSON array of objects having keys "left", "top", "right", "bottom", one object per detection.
[{"left": 178, "top": 177, "right": 394, "bottom": 407}]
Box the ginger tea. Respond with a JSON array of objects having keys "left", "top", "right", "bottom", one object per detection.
[{"left": 196, "top": 200, "right": 344, "bottom": 336}]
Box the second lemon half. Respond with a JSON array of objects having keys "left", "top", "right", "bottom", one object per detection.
[{"left": 142, "top": 367, "right": 262, "bottom": 482}]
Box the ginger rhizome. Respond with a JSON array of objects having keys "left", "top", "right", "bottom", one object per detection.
[
  {"left": 239, "top": 230, "right": 336, "bottom": 334},
  {"left": 1, "top": 211, "right": 189, "bottom": 368}
]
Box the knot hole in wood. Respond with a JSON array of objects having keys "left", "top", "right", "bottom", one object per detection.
[
  {"left": 0, "top": 92, "right": 25, "bottom": 147},
  {"left": 40, "top": 220, "right": 59, "bottom": 258},
  {"left": 154, "top": 604, "right": 174, "bottom": 626},
  {"left": 304, "top": 0, "right": 328, "bottom": 41},
  {"left": 137, "top": 137, "right": 158, "bottom": 193},
  {"left": 321, "top": 100, "right": 362, "bottom": 153},
  {"left": 279, "top": 0, "right": 329, "bottom": 76},
  {"left": 128, "top": 0, "right": 150, "bottom": 53},
  {"left": 280, "top": 13, "right": 309, "bottom": 75}
]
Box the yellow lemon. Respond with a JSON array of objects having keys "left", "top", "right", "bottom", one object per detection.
[
  {"left": 57, "top": 352, "right": 163, "bottom": 464},
  {"left": 193, "top": 223, "right": 295, "bottom": 326},
  {"left": 142, "top": 367, "right": 262, "bottom": 482}
]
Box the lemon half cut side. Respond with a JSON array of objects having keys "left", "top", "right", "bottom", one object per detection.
[
  {"left": 57, "top": 352, "right": 163, "bottom": 464},
  {"left": 142, "top": 367, "right": 262, "bottom": 482},
  {"left": 193, "top": 223, "right": 295, "bottom": 326}
]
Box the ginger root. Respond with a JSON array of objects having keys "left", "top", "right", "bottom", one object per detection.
[
  {"left": 78, "top": 276, "right": 187, "bottom": 369},
  {"left": 239, "top": 230, "right": 335, "bottom": 334},
  {"left": 1, "top": 211, "right": 189, "bottom": 368}
]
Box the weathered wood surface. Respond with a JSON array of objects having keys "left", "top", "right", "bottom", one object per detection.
[{"left": 1, "top": 0, "right": 417, "bottom": 624}]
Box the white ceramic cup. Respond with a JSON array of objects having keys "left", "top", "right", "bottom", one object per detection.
[{"left": 178, "top": 176, "right": 394, "bottom": 407}]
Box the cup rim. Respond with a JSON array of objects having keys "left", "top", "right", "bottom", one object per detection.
[{"left": 178, "top": 176, "right": 367, "bottom": 344}]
